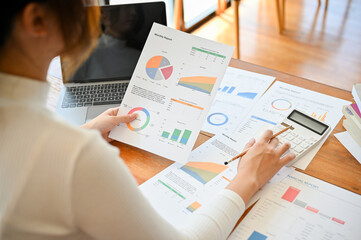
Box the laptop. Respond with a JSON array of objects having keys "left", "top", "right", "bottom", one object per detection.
[{"left": 56, "top": 2, "right": 167, "bottom": 125}]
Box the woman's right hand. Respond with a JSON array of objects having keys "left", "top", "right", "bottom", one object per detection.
[{"left": 226, "top": 130, "right": 296, "bottom": 205}]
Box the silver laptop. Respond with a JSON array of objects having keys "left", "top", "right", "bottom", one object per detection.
[{"left": 56, "top": 2, "right": 167, "bottom": 125}]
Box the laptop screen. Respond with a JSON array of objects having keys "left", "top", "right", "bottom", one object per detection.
[{"left": 67, "top": 2, "right": 167, "bottom": 83}]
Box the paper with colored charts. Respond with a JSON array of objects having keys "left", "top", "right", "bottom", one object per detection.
[
  {"left": 232, "top": 81, "right": 350, "bottom": 169},
  {"left": 139, "top": 160, "right": 293, "bottom": 228},
  {"left": 189, "top": 81, "right": 350, "bottom": 170},
  {"left": 228, "top": 171, "right": 361, "bottom": 240},
  {"left": 109, "top": 23, "right": 234, "bottom": 163},
  {"left": 201, "top": 67, "right": 275, "bottom": 135}
]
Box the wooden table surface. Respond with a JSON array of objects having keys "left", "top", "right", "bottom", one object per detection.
[{"left": 111, "top": 59, "right": 361, "bottom": 199}]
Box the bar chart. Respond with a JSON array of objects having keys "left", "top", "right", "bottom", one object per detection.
[
  {"left": 219, "top": 86, "right": 236, "bottom": 94},
  {"left": 161, "top": 128, "right": 192, "bottom": 145},
  {"left": 281, "top": 185, "right": 346, "bottom": 225},
  {"left": 228, "top": 171, "right": 361, "bottom": 240},
  {"left": 311, "top": 111, "right": 328, "bottom": 122}
]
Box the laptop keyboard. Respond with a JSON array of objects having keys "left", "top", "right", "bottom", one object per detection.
[{"left": 61, "top": 82, "right": 128, "bottom": 108}]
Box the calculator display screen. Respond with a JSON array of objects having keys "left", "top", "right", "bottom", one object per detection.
[{"left": 287, "top": 110, "right": 329, "bottom": 135}]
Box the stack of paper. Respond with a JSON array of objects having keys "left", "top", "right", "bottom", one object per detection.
[{"left": 335, "top": 83, "right": 361, "bottom": 164}]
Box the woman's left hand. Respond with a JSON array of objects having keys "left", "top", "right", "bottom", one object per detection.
[{"left": 82, "top": 107, "right": 137, "bottom": 142}]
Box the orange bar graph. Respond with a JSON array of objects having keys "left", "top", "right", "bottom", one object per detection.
[{"left": 311, "top": 112, "right": 327, "bottom": 122}]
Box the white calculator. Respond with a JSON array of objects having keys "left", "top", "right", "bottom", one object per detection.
[{"left": 272, "top": 109, "right": 331, "bottom": 167}]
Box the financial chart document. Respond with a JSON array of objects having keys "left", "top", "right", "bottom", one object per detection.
[
  {"left": 228, "top": 171, "right": 361, "bottom": 240},
  {"left": 232, "top": 81, "right": 350, "bottom": 169},
  {"left": 109, "top": 23, "right": 234, "bottom": 163},
  {"left": 189, "top": 81, "right": 350, "bottom": 171},
  {"left": 139, "top": 140, "right": 294, "bottom": 227},
  {"left": 139, "top": 161, "right": 239, "bottom": 228},
  {"left": 201, "top": 67, "right": 274, "bottom": 135}
]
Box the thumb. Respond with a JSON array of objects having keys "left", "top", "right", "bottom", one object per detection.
[{"left": 113, "top": 113, "right": 137, "bottom": 124}]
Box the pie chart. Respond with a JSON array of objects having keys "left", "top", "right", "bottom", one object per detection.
[
  {"left": 127, "top": 107, "right": 150, "bottom": 131},
  {"left": 145, "top": 56, "right": 173, "bottom": 80}
]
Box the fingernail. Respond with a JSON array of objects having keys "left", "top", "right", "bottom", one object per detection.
[
  {"left": 249, "top": 138, "right": 255, "bottom": 143},
  {"left": 130, "top": 113, "right": 137, "bottom": 119}
]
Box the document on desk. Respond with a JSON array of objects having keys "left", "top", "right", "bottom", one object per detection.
[
  {"left": 233, "top": 81, "right": 350, "bottom": 169},
  {"left": 228, "top": 171, "right": 361, "bottom": 240},
  {"left": 140, "top": 129, "right": 294, "bottom": 226},
  {"left": 139, "top": 160, "right": 293, "bottom": 227},
  {"left": 109, "top": 23, "right": 234, "bottom": 163},
  {"left": 189, "top": 81, "right": 350, "bottom": 171},
  {"left": 201, "top": 67, "right": 274, "bottom": 135}
]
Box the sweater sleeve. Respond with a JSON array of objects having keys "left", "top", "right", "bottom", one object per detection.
[{"left": 71, "top": 134, "right": 245, "bottom": 240}]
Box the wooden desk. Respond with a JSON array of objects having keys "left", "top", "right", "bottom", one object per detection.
[{"left": 111, "top": 59, "right": 361, "bottom": 205}]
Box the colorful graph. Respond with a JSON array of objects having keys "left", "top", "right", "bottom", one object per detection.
[
  {"left": 161, "top": 129, "right": 192, "bottom": 145},
  {"left": 271, "top": 99, "right": 292, "bottom": 111},
  {"left": 178, "top": 76, "right": 217, "bottom": 94},
  {"left": 283, "top": 185, "right": 346, "bottom": 225},
  {"left": 145, "top": 56, "right": 173, "bottom": 80},
  {"left": 127, "top": 107, "right": 150, "bottom": 131},
  {"left": 180, "top": 162, "right": 228, "bottom": 184},
  {"left": 186, "top": 201, "right": 202, "bottom": 213},
  {"left": 281, "top": 186, "right": 300, "bottom": 203},
  {"left": 218, "top": 86, "right": 236, "bottom": 94},
  {"left": 311, "top": 112, "right": 327, "bottom": 122},
  {"left": 237, "top": 92, "right": 257, "bottom": 100},
  {"left": 207, "top": 112, "right": 229, "bottom": 126}
]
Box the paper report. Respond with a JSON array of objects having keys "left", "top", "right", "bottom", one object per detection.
[
  {"left": 109, "top": 23, "right": 234, "bottom": 163},
  {"left": 201, "top": 67, "right": 274, "bottom": 135},
  {"left": 228, "top": 171, "right": 361, "bottom": 240},
  {"left": 192, "top": 81, "right": 350, "bottom": 170}
]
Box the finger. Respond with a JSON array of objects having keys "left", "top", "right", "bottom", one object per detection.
[
  {"left": 268, "top": 137, "right": 279, "bottom": 149},
  {"left": 258, "top": 129, "right": 273, "bottom": 144},
  {"left": 113, "top": 113, "right": 137, "bottom": 124},
  {"left": 275, "top": 142, "right": 291, "bottom": 157},
  {"left": 280, "top": 151, "right": 296, "bottom": 166},
  {"left": 111, "top": 107, "right": 120, "bottom": 116},
  {"left": 243, "top": 138, "right": 256, "bottom": 151},
  {"left": 102, "top": 107, "right": 119, "bottom": 116}
]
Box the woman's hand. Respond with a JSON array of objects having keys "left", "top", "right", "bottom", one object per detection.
[
  {"left": 226, "top": 130, "right": 296, "bottom": 204},
  {"left": 81, "top": 107, "right": 137, "bottom": 142}
]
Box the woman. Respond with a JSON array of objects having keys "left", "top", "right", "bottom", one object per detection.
[{"left": 0, "top": 0, "right": 295, "bottom": 239}]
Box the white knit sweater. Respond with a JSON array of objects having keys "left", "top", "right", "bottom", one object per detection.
[{"left": 0, "top": 72, "right": 245, "bottom": 240}]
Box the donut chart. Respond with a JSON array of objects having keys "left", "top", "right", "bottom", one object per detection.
[
  {"left": 127, "top": 107, "right": 150, "bottom": 131},
  {"left": 271, "top": 99, "right": 292, "bottom": 111},
  {"left": 146, "top": 56, "right": 173, "bottom": 80},
  {"left": 207, "top": 113, "right": 229, "bottom": 126}
]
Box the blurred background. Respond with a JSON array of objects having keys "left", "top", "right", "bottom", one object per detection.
[
  {"left": 109, "top": 0, "right": 361, "bottom": 92},
  {"left": 47, "top": 0, "right": 361, "bottom": 109}
]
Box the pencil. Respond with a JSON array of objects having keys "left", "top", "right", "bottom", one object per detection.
[{"left": 224, "top": 126, "right": 291, "bottom": 165}]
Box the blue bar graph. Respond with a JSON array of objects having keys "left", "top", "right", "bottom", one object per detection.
[
  {"left": 219, "top": 86, "right": 237, "bottom": 94},
  {"left": 248, "top": 231, "right": 267, "bottom": 240},
  {"left": 170, "top": 129, "right": 181, "bottom": 141},
  {"left": 179, "top": 130, "right": 192, "bottom": 145},
  {"left": 222, "top": 86, "right": 229, "bottom": 92},
  {"left": 227, "top": 86, "right": 235, "bottom": 94}
]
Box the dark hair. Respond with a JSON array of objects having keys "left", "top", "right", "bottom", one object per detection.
[{"left": 0, "top": 0, "right": 101, "bottom": 78}]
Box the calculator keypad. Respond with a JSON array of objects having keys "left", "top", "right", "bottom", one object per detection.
[{"left": 272, "top": 125, "right": 317, "bottom": 159}]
